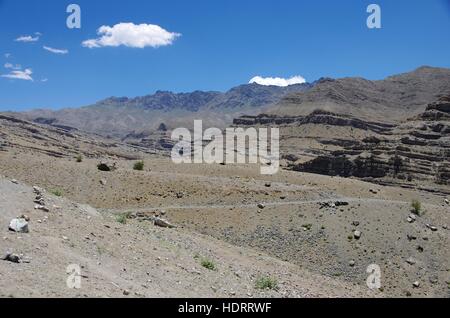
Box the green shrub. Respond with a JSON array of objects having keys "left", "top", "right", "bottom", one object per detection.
[
  {"left": 411, "top": 200, "right": 422, "bottom": 216},
  {"left": 50, "top": 189, "right": 63, "bottom": 197},
  {"left": 116, "top": 213, "right": 128, "bottom": 224},
  {"left": 200, "top": 258, "right": 216, "bottom": 271},
  {"left": 255, "top": 276, "right": 278, "bottom": 290},
  {"left": 133, "top": 161, "right": 144, "bottom": 171}
]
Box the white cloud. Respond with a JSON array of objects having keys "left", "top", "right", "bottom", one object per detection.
[
  {"left": 82, "top": 22, "right": 181, "bottom": 48},
  {"left": 249, "top": 75, "right": 306, "bottom": 87},
  {"left": 15, "top": 33, "right": 40, "bottom": 42},
  {"left": 41, "top": 78, "right": 48, "bottom": 82},
  {"left": 4, "top": 53, "right": 11, "bottom": 58},
  {"left": 1, "top": 68, "right": 33, "bottom": 81},
  {"left": 43, "top": 46, "right": 69, "bottom": 54},
  {"left": 4, "top": 63, "right": 22, "bottom": 70}
]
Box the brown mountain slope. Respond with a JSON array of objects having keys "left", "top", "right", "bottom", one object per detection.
[{"left": 269, "top": 66, "right": 450, "bottom": 122}]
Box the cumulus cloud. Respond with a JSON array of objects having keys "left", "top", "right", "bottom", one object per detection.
[
  {"left": 1, "top": 68, "right": 33, "bottom": 81},
  {"left": 43, "top": 46, "right": 69, "bottom": 54},
  {"left": 4, "top": 63, "right": 21, "bottom": 70},
  {"left": 249, "top": 75, "right": 306, "bottom": 87},
  {"left": 82, "top": 22, "right": 181, "bottom": 48},
  {"left": 15, "top": 33, "right": 40, "bottom": 42}
]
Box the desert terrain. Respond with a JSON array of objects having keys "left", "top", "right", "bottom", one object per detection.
[{"left": 1, "top": 67, "right": 449, "bottom": 298}]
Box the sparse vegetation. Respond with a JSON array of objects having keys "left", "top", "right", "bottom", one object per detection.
[
  {"left": 255, "top": 276, "right": 278, "bottom": 290},
  {"left": 50, "top": 189, "right": 63, "bottom": 197},
  {"left": 76, "top": 154, "right": 83, "bottom": 163},
  {"left": 411, "top": 200, "right": 422, "bottom": 216},
  {"left": 133, "top": 160, "right": 144, "bottom": 171},
  {"left": 200, "top": 258, "right": 216, "bottom": 271},
  {"left": 302, "top": 224, "right": 312, "bottom": 231},
  {"left": 116, "top": 213, "right": 128, "bottom": 224}
]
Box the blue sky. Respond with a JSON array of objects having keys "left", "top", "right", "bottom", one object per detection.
[{"left": 0, "top": 0, "right": 449, "bottom": 111}]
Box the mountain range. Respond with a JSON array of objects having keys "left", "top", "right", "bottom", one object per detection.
[{"left": 10, "top": 66, "right": 450, "bottom": 138}]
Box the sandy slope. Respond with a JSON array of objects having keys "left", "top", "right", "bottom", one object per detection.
[{"left": 0, "top": 177, "right": 374, "bottom": 298}]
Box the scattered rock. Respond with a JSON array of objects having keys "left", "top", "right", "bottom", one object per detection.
[
  {"left": 445, "top": 198, "right": 449, "bottom": 205},
  {"left": 353, "top": 230, "right": 361, "bottom": 240},
  {"left": 34, "top": 204, "right": 49, "bottom": 212},
  {"left": 413, "top": 281, "right": 420, "bottom": 288},
  {"left": 9, "top": 218, "right": 29, "bottom": 233},
  {"left": 349, "top": 260, "right": 355, "bottom": 267},
  {"left": 11, "top": 179, "right": 18, "bottom": 184},
  {"left": 20, "top": 214, "right": 30, "bottom": 222},
  {"left": 123, "top": 289, "right": 130, "bottom": 296},
  {"left": 335, "top": 201, "right": 349, "bottom": 207},
  {"left": 257, "top": 203, "right": 265, "bottom": 209},
  {"left": 151, "top": 217, "right": 176, "bottom": 228},
  {"left": 97, "top": 161, "right": 116, "bottom": 172},
  {"left": 406, "top": 257, "right": 416, "bottom": 265},
  {"left": 2, "top": 253, "right": 21, "bottom": 263},
  {"left": 100, "top": 179, "right": 107, "bottom": 186},
  {"left": 33, "top": 186, "right": 43, "bottom": 195},
  {"left": 352, "top": 221, "right": 360, "bottom": 227},
  {"left": 429, "top": 276, "right": 439, "bottom": 285},
  {"left": 426, "top": 224, "right": 438, "bottom": 232}
]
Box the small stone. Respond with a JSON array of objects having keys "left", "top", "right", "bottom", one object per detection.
[
  {"left": 412, "top": 281, "right": 420, "bottom": 288},
  {"left": 264, "top": 183, "right": 271, "bottom": 188},
  {"left": 429, "top": 276, "right": 438, "bottom": 284},
  {"left": 406, "top": 257, "right": 416, "bottom": 265},
  {"left": 352, "top": 221, "right": 360, "bottom": 227},
  {"left": 353, "top": 230, "right": 361, "bottom": 240},
  {"left": 257, "top": 203, "right": 265, "bottom": 209},
  {"left": 20, "top": 215, "right": 30, "bottom": 222},
  {"left": 445, "top": 199, "right": 449, "bottom": 205},
  {"left": 100, "top": 179, "right": 107, "bottom": 186},
  {"left": 11, "top": 179, "right": 18, "bottom": 184},
  {"left": 349, "top": 260, "right": 355, "bottom": 267},
  {"left": 407, "top": 217, "right": 414, "bottom": 223},
  {"left": 123, "top": 289, "right": 130, "bottom": 296},
  {"left": 2, "top": 253, "right": 21, "bottom": 263},
  {"left": 34, "top": 205, "right": 49, "bottom": 212}
]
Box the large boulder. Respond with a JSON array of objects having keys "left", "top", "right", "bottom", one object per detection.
[{"left": 9, "top": 218, "right": 29, "bottom": 233}]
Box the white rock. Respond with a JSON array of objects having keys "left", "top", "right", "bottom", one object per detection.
[
  {"left": 413, "top": 281, "right": 420, "bottom": 288},
  {"left": 406, "top": 257, "right": 416, "bottom": 265},
  {"left": 353, "top": 230, "right": 361, "bottom": 240},
  {"left": 445, "top": 199, "right": 449, "bottom": 205},
  {"left": 8, "top": 218, "right": 29, "bottom": 233}
]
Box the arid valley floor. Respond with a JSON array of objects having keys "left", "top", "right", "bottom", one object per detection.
[{"left": 0, "top": 67, "right": 449, "bottom": 298}]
